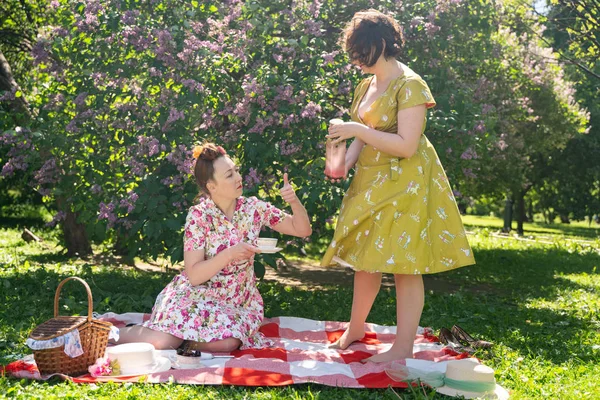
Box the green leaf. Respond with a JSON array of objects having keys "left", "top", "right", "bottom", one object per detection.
[
  {"left": 253, "top": 260, "right": 265, "bottom": 279},
  {"left": 165, "top": 219, "right": 181, "bottom": 230}
]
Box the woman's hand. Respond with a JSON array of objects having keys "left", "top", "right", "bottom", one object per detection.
[
  {"left": 226, "top": 242, "right": 261, "bottom": 263},
  {"left": 280, "top": 173, "right": 300, "bottom": 205},
  {"left": 327, "top": 121, "right": 369, "bottom": 145}
]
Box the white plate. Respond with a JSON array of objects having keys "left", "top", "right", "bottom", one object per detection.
[
  {"left": 258, "top": 246, "right": 283, "bottom": 254},
  {"left": 171, "top": 361, "right": 205, "bottom": 370},
  {"left": 91, "top": 356, "right": 171, "bottom": 380}
]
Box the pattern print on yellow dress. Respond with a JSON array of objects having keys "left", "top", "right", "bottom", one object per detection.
[{"left": 321, "top": 65, "right": 475, "bottom": 274}]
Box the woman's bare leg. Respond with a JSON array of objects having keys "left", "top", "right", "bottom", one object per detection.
[
  {"left": 365, "top": 274, "right": 424, "bottom": 363},
  {"left": 329, "top": 270, "right": 382, "bottom": 349},
  {"left": 185, "top": 338, "right": 242, "bottom": 353},
  {"left": 113, "top": 326, "right": 241, "bottom": 352},
  {"left": 114, "top": 325, "right": 184, "bottom": 350}
]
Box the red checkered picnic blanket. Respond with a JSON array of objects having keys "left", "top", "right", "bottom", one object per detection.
[{"left": 3, "top": 313, "right": 470, "bottom": 387}]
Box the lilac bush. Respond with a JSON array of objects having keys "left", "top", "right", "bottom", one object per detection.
[{"left": 0, "top": 0, "right": 587, "bottom": 265}]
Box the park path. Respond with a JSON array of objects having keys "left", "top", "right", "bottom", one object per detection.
[{"left": 133, "top": 257, "right": 488, "bottom": 294}]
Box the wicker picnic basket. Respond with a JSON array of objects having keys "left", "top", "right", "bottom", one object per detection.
[{"left": 28, "top": 276, "right": 112, "bottom": 376}]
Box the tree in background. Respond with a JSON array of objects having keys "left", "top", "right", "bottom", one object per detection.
[
  {"left": 0, "top": 0, "right": 591, "bottom": 265},
  {"left": 528, "top": 0, "right": 600, "bottom": 225},
  {"left": 535, "top": 0, "right": 599, "bottom": 81}
]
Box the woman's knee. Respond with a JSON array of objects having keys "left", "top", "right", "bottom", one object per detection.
[
  {"left": 211, "top": 338, "right": 241, "bottom": 352},
  {"left": 151, "top": 335, "right": 183, "bottom": 350}
]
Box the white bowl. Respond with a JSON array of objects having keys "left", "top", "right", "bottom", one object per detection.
[{"left": 175, "top": 354, "right": 203, "bottom": 366}]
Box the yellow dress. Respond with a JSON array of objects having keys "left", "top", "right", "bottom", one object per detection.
[{"left": 321, "top": 66, "right": 475, "bottom": 274}]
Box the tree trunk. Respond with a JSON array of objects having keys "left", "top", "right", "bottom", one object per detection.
[
  {"left": 559, "top": 214, "right": 571, "bottom": 224},
  {"left": 114, "top": 232, "right": 135, "bottom": 266},
  {"left": 0, "top": 50, "right": 31, "bottom": 124},
  {"left": 56, "top": 198, "right": 92, "bottom": 257},
  {"left": 2, "top": 49, "right": 92, "bottom": 257},
  {"left": 502, "top": 194, "right": 513, "bottom": 233},
  {"left": 526, "top": 199, "right": 534, "bottom": 222},
  {"left": 516, "top": 191, "right": 526, "bottom": 236},
  {"left": 457, "top": 201, "right": 467, "bottom": 215}
]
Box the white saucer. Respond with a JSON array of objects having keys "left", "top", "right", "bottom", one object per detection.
[
  {"left": 258, "top": 246, "right": 282, "bottom": 254},
  {"left": 91, "top": 356, "right": 171, "bottom": 380},
  {"left": 171, "top": 361, "right": 205, "bottom": 370}
]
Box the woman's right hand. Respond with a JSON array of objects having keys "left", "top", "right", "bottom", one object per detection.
[{"left": 226, "top": 242, "right": 262, "bottom": 263}]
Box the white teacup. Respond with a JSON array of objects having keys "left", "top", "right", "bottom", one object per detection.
[
  {"left": 329, "top": 118, "right": 344, "bottom": 125},
  {"left": 257, "top": 238, "right": 278, "bottom": 249}
]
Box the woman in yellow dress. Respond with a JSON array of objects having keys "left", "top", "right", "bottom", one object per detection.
[{"left": 322, "top": 9, "right": 476, "bottom": 363}]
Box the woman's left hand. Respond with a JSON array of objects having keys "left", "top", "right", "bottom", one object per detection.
[
  {"left": 327, "top": 122, "right": 368, "bottom": 145},
  {"left": 280, "top": 173, "right": 299, "bottom": 205}
]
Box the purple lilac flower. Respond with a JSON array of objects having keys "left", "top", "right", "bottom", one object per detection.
[
  {"left": 424, "top": 22, "right": 441, "bottom": 36},
  {"left": 2, "top": 155, "right": 29, "bottom": 177},
  {"left": 279, "top": 140, "right": 301, "bottom": 156},
  {"left": 119, "top": 191, "right": 139, "bottom": 213},
  {"left": 482, "top": 104, "right": 495, "bottom": 115},
  {"left": 31, "top": 40, "right": 51, "bottom": 66},
  {"left": 462, "top": 168, "right": 477, "bottom": 179},
  {"left": 91, "top": 184, "right": 102, "bottom": 194},
  {"left": 34, "top": 158, "right": 59, "bottom": 185},
  {"left": 308, "top": 0, "right": 323, "bottom": 18},
  {"left": 473, "top": 120, "right": 486, "bottom": 133},
  {"left": 304, "top": 20, "right": 323, "bottom": 37},
  {"left": 300, "top": 102, "right": 321, "bottom": 119},
  {"left": 121, "top": 10, "right": 140, "bottom": 25},
  {"left": 248, "top": 116, "right": 269, "bottom": 134},
  {"left": 410, "top": 17, "right": 423, "bottom": 29},
  {"left": 0, "top": 88, "right": 17, "bottom": 102},
  {"left": 46, "top": 211, "right": 66, "bottom": 228},
  {"left": 74, "top": 92, "right": 88, "bottom": 109},
  {"left": 98, "top": 202, "right": 117, "bottom": 228},
  {"left": 244, "top": 168, "right": 261, "bottom": 187},
  {"left": 282, "top": 114, "right": 296, "bottom": 128}
]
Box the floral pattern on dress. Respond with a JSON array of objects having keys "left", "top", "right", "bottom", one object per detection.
[
  {"left": 143, "top": 196, "right": 286, "bottom": 349},
  {"left": 321, "top": 64, "right": 475, "bottom": 274}
]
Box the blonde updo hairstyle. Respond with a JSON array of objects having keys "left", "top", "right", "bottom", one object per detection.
[{"left": 192, "top": 142, "right": 227, "bottom": 196}]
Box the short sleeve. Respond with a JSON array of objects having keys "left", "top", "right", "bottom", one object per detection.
[
  {"left": 183, "top": 206, "right": 208, "bottom": 251},
  {"left": 396, "top": 78, "right": 436, "bottom": 111},
  {"left": 254, "top": 198, "right": 287, "bottom": 229}
]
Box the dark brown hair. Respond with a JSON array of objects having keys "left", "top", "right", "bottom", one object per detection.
[
  {"left": 342, "top": 9, "right": 404, "bottom": 67},
  {"left": 193, "top": 142, "right": 227, "bottom": 194}
]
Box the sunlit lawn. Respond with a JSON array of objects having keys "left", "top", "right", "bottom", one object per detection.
[{"left": 1, "top": 214, "right": 599, "bottom": 399}]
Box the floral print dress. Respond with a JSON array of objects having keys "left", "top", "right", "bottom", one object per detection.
[{"left": 142, "top": 196, "right": 286, "bottom": 349}]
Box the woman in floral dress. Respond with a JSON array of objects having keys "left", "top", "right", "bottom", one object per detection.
[
  {"left": 322, "top": 10, "right": 475, "bottom": 362},
  {"left": 116, "top": 143, "right": 312, "bottom": 351}
]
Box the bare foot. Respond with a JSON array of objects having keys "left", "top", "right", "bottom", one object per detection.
[
  {"left": 362, "top": 348, "right": 413, "bottom": 363},
  {"left": 327, "top": 329, "right": 365, "bottom": 350}
]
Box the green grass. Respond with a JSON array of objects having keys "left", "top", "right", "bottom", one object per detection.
[
  {"left": 1, "top": 216, "right": 599, "bottom": 399},
  {"left": 462, "top": 215, "right": 600, "bottom": 241}
]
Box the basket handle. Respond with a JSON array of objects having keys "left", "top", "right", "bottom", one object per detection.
[{"left": 53, "top": 276, "right": 93, "bottom": 322}]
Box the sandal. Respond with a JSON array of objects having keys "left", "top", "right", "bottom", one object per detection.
[
  {"left": 439, "top": 327, "right": 474, "bottom": 353},
  {"left": 451, "top": 325, "right": 494, "bottom": 349}
]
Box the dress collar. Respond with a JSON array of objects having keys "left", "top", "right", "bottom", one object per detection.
[{"left": 203, "top": 196, "right": 244, "bottom": 221}]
